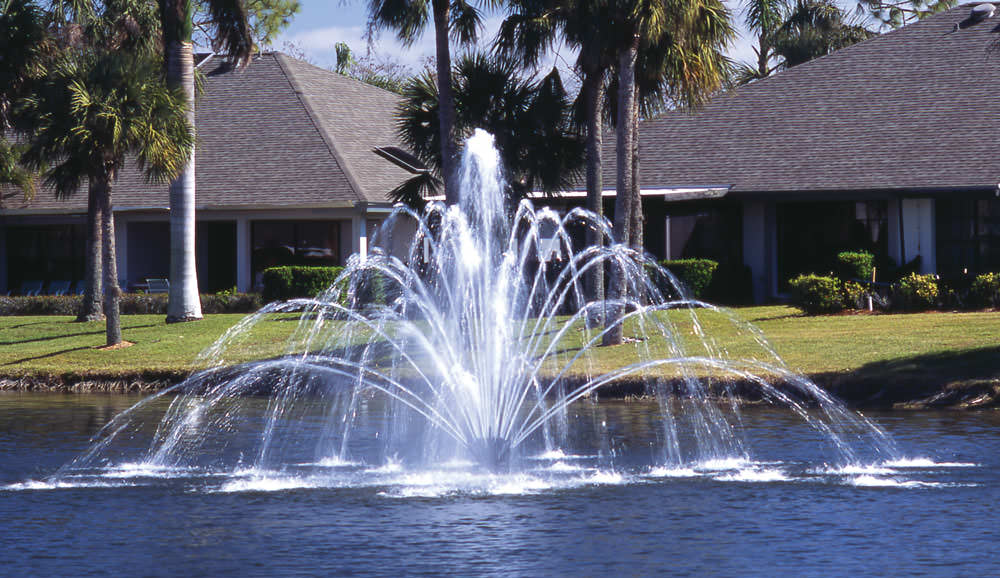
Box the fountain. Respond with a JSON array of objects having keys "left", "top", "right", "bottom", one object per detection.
[{"left": 59, "top": 129, "right": 901, "bottom": 489}]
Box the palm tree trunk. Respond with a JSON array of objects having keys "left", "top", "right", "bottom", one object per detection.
[
  {"left": 164, "top": 8, "right": 203, "bottom": 323},
  {"left": 582, "top": 64, "right": 605, "bottom": 309},
  {"left": 757, "top": 33, "right": 770, "bottom": 78},
  {"left": 630, "top": 83, "right": 642, "bottom": 252},
  {"left": 97, "top": 170, "right": 121, "bottom": 346},
  {"left": 76, "top": 180, "right": 103, "bottom": 322},
  {"left": 433, "top": 0, "right": 459, "bottom": 205},
  {"left": 604, "top": 36, "right": 639, "bottom": 347}
]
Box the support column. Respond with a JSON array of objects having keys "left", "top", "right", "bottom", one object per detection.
[
  {"left": 351, "top": 209, "right": 368, "bottom": 261},
  {"left": 237, "top": 217, "right": 251, "bottom": 292},
  {"left": 663, "top": 214, "right": 672, "bottom": 259}
]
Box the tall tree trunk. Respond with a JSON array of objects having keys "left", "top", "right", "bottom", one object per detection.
[
  {"left": 757, "top": 33, "right": 770, "bottom": 78},
  {"left": 97, "top": 170, "right": 121, "bottom": 346},
  {"left": 630, "top": 82, "right": 642, "bottom": 253},
  {"left": 433, "top": 0, "right": 459, "bottom": 205},
  {"left": 165, "top": 7, "right": 203, "bottom": 323},
  {"left": 76, "top": 180, "right": 103, "bottom": 322},
  {"left": 604, "top": 36, "right": 639, "bottom": 347},
  {"left": 582, "top": 61, "right": 605, "bottom": 310}
]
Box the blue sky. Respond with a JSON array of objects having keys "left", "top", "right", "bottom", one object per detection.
[{"left": 273, "top": 0, "right": 760, "bottom": 77}]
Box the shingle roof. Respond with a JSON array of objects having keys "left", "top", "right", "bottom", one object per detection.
[
  {"left": 2, "top": 52, "right": 411, "bottom": 213},
  {"left": 595, "top": 3, "right": 1000, "bottom": 197}
]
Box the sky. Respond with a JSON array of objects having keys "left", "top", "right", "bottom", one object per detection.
[{"left": 272, "top": 0, "right": 760, "bottom": 81}]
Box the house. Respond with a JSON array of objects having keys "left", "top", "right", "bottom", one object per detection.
[
  {"left": 555, "top": 3, "right": 1000, "bottom": 302},
  {"left": 0, "top": 52, "right": 416, "bottom": 294}
]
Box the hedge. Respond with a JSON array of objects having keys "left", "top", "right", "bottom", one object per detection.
[
  {"left": 788, "top": 274, "right": 843, "bottom": 314},
  {"left": 657, "top": 259, "right": 719, "bottom": 299},
  {"left": 0, "top": 292, "right": 262, "bottom": 316},
  {"left": 836, "top": 251, "right": 875, "bottom": 282},
  {"left": 261, "top": 266, "right": 344, "bottom": 301}
]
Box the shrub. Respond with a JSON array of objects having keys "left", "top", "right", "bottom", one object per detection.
[
  {"left": 658, "top": 259, "right": 719, "bottom": 299},
  {"left": 0, "top": 295, "right": 79, "bottom": 316},
  {"left": 969, "top": 272, "right": 1000, "bottom": 308},
  {"left": 841, "top": 280, "right": 869, "bottom": 310},
  {"left": 0, "top": 292, "right": 261, "bottom": 316},
  {"left": 788, "top": 274, "right": 843, "bottom": 314},
  {"left": 261, "top": 266, "right": 344, "bottom": 301},
  {"left": 894, "top": 273, "right": 938, "bottom": 311},
  {"left": 836, "top": 251, "right": 875, "bottom": 282},
  {"left": 201, "top": 292, "right": 263, "bottom": 314}
]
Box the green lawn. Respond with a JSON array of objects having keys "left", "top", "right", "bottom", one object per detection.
[{"left": 1, "top": 306, "right": 998, "bottom": 402}]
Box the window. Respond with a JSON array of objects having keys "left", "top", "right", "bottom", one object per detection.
[
  {"left": 5, "top": 224, "right": 86, "bottom": 289},
  {"left": 251, "top": 221, "right": 341, "bottom": 286},
  {"left": 936, "top": 199, "right": 1000, "bottom": 276}
]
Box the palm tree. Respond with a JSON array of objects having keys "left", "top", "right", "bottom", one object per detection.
[
  {"left": 368, "top": 0, "right": 488, "bottom": 205},
  {"left": 858, "top": 0, "right": 954, "bottom": 28},
  {"left": 19, "top": 50, "right": 193, "bottom": 346},
  {"left": 772, "top": 0, "right": 874, "bottom": 67},
  {"left": 603, "top": 0, "right": 732, "bottom": 345},
  {"left": 161, "top": 0, "right": 252, "bottom": 323},
  {"left": 734, "top": 0, "right": 873, "bottom": 84},
  {"left": 1, "top": 0, "right": 45, "bottom": 206},
  {"left": 497, "top": 0, "right": 616, "bottom": 306},
  {"left": 393, "top": 52, "right": 583, "bottom": 205},
  {"left": 739, "top": 0, "right": 787, "bottom": 83},
  {"left": 0, "top": 141, "right": 36, "bottom": 206}
]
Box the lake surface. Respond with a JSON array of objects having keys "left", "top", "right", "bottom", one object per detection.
[{"left": 2, "top": 392, "right": 997, "bottom": 577}]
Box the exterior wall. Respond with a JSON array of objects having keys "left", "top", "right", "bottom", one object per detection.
[{"left": 1, "top": 205, "right": 388, "bottom": 294}]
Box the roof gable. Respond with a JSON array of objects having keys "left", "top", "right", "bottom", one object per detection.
[{"left": 3, "top": 52, "right": 410, "bottom": 213}]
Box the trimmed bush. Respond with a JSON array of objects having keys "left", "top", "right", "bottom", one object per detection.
[
  {"left": 261, "top": 266, "right": 344, "bottom": 301},
  {"left": 836, "top": 251, "right": 875, "bottom": 282},
  {"left": 894, "top": 272, "right": 938, "bottom": 311},
  {"left": 202, "top": 292, "right": 263, "bottom": 314},
  {"left": 0, "top": 292, "right": 262, "bottom": 316},
  {"left": 788, "top": 274, "right": 843, "bottom": 314},
  {"left": 0, "top": 295, "right": 79, "bottom": 316},
  {"left": 969, "top": 272, "right": 1000, "bottom": 308},
  {"left": 658, "top": 259, "right": 719, "bottom": 299}
]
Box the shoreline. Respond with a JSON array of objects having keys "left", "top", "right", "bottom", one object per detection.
[{"left": 3, "top": 371, "right": 997, "bottom": 410}]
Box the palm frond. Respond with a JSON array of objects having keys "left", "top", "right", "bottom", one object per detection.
[{"left": 205, "top": 0, "right": 253, "bottom": 65}]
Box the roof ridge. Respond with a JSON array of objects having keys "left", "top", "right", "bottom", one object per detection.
[{"left": 272, "top": 52, "right": 367, "bottom": 202}]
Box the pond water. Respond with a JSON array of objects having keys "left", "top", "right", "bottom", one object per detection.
[{"left": 1, "top": 392, "right": 997, "bottom": 577}]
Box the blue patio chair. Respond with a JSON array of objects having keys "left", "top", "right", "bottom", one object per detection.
[
  {"left": 72, "top": 280, "right": 86, "bottom": 295},
  {"left": 19, "top": 281, "right": 43, "bottom": 296},
  {"left": 48, "top": 280, "right": 71, "bottom": 296}
]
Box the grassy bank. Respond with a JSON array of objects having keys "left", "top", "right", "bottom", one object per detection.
[{"left": 1, "top": 306, "right": 998, "bottom": 405}]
